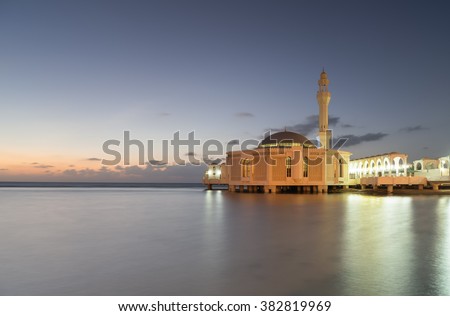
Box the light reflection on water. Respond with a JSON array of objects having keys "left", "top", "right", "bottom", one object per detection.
[
  {"left": 0, "top": 188, "right": 449, "bottom": 295},
  {"left": 342, "top": 195, "right": 415, "bottom": 294}
]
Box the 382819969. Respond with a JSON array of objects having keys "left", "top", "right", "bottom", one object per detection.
[{"left": 259, "top": 300, "right": 331, "bottom": 312}]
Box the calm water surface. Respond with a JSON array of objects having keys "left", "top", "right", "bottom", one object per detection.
[{"left": 0, "top": 187, "right": 449, "bottom": 295}]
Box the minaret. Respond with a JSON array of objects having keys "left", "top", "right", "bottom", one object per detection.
[{"left": 316, "top": 70, "right": 331, "bottom": 149}]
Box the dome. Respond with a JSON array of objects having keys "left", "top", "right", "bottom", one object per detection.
[
  {"left": 320, "top": 71, "right": 328, "bottom": 79},
  {"left": 259, "top": 131, "right": 315, "bottom": 148}
]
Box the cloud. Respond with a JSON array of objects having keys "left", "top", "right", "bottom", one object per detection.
[
  {"left": 122, "top": 165, "right": 149, "bottom": 176},
  {"left": 86, "top": 157, "right": 101, "bottom": 161},
  {"left": 61, "top": 167, "right": 112, "bottom": 179},
  {"left": 0, "top": 168, "right": 8, "bottom": 171},
  {"left": 203, "top": 157, "right": 223, "bottom": 164},
  {"left": 62, "top": 169, "right": 78, "bottom": 176},
  {"left": 148, "top": 159, "right": 168, "bottom": 166},
  {"left": 11, "top": 161, "right": 206, "bottom": 183},
  {"left": 67, "top": 163, "right": 203, "bottom": 182},
  {"left": 341, "top": 124, "right": 354, "bottom": 128},
  {"left": 235, "top": 112, "right": 254, "bottom": 118},
  {"left": 226, "top": 139, "right": 241, "bottom": 151},
  {"left": 269, "top": 115, "right": 340, "bottom": 136},
  {"left": 399, "top": 125, "right": 429, "bottom": 133},
  {"left": 185, "top": 152, "right": 196, "bottom": 157},
  {"left": 328, "top": 116, "right": 340, "bottom": 126},
  {"left": 227, "top": 139, "right": 239, "bottom": 146},
  {"left": 158, "top": 112, "right": 171, "bottom": 116},
  {"left": 337, "top": 132, "right": 388, "bottom": 147},
  {"left": 30, "top": 162, "right": 56, "bottom": 168},
  {"left": 33, "top": 164, "right": 54, "bottom": 169}
]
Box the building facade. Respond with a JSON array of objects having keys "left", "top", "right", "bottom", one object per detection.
[
  {"left": 204, "top": 71, "right": 351, "bottom": 193},
  {"left": 203, "top": 71, "right": 445, "bottom": 192}
]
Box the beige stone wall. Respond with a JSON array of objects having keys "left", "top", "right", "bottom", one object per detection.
[
  {"left": 230, "top": 156, "right": 241, "bottom": 181},
  {"left": 305, "top": 149, "right": 323, "bottom": 182},
  {"left": 253, "top": 158, "right": 267, "bottom": 181},
  {"left": 271, "top": 157, "right": 286, "bottom": 181},
  {"left": 216, "top": 146, "right": 352, "bottom": 187},
  {"left": 309, "top": 163, "right": 323, "bottom": 181}
]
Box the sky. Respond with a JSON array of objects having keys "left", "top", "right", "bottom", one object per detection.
[{"left": 1, "top": 0, "right": 449, "bottom": 182}]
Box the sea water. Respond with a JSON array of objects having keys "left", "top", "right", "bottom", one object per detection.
[{"left": 0, "top": 185, "right": 449, "bottom": 295}]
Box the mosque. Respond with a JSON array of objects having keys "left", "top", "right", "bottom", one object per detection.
[{"left": 203, "top": 71, "right": 450, "bottom": 193}]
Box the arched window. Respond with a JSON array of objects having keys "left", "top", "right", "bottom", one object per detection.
[
  {"left": 363, "top": 161, "right": 369, "bottom": 177},
  {"left": 286, "top": 156, "right": 292, "bottom": 177},
  {"left": 370, "top": 161, "right": 375, "bottom": 176},
  {"left": 339, "top": 159, "right": 344, "bottom": 177},
  {"left": 349, "top": 162, "right": 356, "bottom": 179},
  {"left": 416, "top": 162, "right": 422, "bottom": 171},
  {"left": 303, "top": 157, "right": 308, "bottom": 178},
  {"left": 241, "top": 159, "right": 251, "bottom": 178},
  {"left": 377, "top": 160, "right": 382, "bottom": 177},
  {"left": 398, "top": 158, "right": 404, "bottom": 174},
  {"left": 384, "top": 159, "right": 390, "bottom": 175}
]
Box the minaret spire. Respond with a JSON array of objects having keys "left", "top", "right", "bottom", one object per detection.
[{"left": 316, "top": 70, "right": 331, "bottom": 149}]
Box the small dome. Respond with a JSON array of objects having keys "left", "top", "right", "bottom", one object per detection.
[
  {"left": 259, "top": 131, "right": 315, "bottom": 148},
  {"left": 320, "top": 71, "right": 328, "bottom": 79}
]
